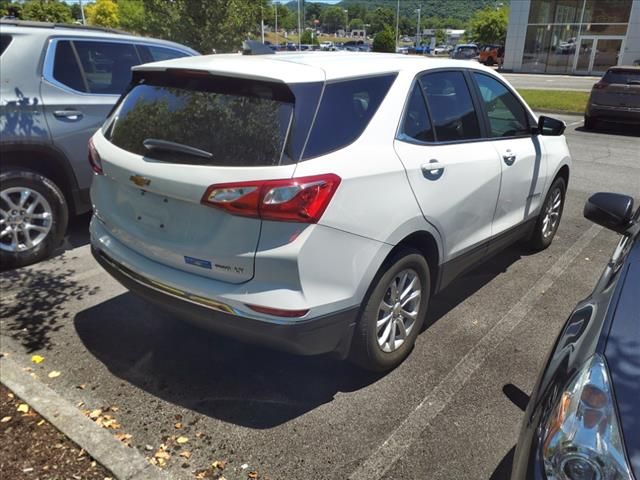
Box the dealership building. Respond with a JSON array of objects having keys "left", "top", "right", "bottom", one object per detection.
[{"left": 503, "top": 0, "right": 640, "bottom": 75}]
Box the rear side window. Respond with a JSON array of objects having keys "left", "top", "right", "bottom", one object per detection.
[
  {"left": 73, "top": 41, "right": 140, "bottom": 94},
  {"left": 419, "top": 71, "right": 481, "bottom": 142},
  {"left": 473, "top": 73, "right": 530, "bottom": 137},
  {"left": 399, "top": 83, "right": 434, "bottom": 142},
  {"left": 0, "top": 34, "right": 12, "bottom": 56},
  {"left": 603, "top": 69, "right": 640, "bottom": 84},
  {"left": 107, "top": 74, "right": 296, "bottom": 167},
  {"left": 136, "top": 45, "right": 190, "bottom": 63},
  {"left": 53, "top": 41, "right": 86, "bottom": 92},
  {"left": 302, "top": 74, "right": 397, "bottom": 159}
]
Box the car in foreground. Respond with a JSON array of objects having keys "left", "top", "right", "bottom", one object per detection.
[
  {"left": 90, "top": 52, "right": 571, "bottom": 371},
  {"left": 0, "top": 20, "right": 198, "bottom": 268},
  {"left": 584, "top": 66, "right": 640, "bottom": 130},
  {"left": 512, "top": 191, "right": 639, "bottom": 479}
]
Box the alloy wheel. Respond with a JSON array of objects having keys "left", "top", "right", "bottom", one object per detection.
[{"left": 0, "top": 187, "right": 53, "bottom": 252}]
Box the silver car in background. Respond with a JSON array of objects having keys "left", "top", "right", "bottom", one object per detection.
[{"left": 0, "top": 20, "right": 198, "bottom": 268}]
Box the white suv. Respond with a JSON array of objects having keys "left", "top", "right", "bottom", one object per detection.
[{"left": 90, "top": 53, "right": 571, "bottom": 371}]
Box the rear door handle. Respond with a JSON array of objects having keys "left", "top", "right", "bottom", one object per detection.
[
  {"left": 503, "top": 151, "right": 516, "bottom": 166},
  {"left": 54, "top": 109, "right": 83, "bottom": 120},
  {"left": 421, "top": 160, "right": 445, "bottom": 181}
]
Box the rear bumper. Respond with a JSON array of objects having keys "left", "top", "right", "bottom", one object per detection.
[
  {"left": 587, "top": 104, "right": 640, "bottom": 124},
  {"left": 92, "top": 246, "right": 358, "bottom": 358}
]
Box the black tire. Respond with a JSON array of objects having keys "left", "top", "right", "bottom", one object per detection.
[
  {"left": 528, "top": 177, "right": 566, "bottom": 251},
  {"left": 485, "top": 56, "right": 495, "bottom": 66},
  {"left": 0, "top": 170, "right": 68, "bottom": 269},
  {"left": 349, "top": 248, "right": 430, "bottom": 372},
  {"left": 584, "top": 116, "right": 596, "bottom": 130}
]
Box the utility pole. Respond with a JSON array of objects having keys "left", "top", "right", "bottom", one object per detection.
[
  {"left": 274, "top": 3, "right": 278, "bottom": 46},
  {"left": 395, "top": 0, "right": 400, "bottom": 51},
  {"left": 416, "top": 7, "right": 421, "bottom": 47},
  {"left": 297, "top": 0, "right": 302, "bottom": 50},
  {"left": 79, "top": 0, "right": 86, "bottom": 25},
  {"left": 261, "top": 6, "right": 265, "bottom": 43}
]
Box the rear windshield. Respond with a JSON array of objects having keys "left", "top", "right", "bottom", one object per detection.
[
  {"left": 106, "top": 73, "right": 302, "bottom": 166},
  {"left": 603, "top": 69, "right": 640, "bottom": 84},
  {"left": 105, "top": 71, "right": 395, "bottom": 165},
  {"left": 0, "top": 35, "right": 12, "bottom": 56}
]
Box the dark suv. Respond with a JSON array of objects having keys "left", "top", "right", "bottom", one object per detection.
[
  {"left": 0, "top": 20, "right": 197, "bottom": 268},
  {"left": 584, "top": 66, "right": 640, "bottom": 130}
]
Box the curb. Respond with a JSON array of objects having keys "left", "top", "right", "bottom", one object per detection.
[{"left": 0, "top": 355, "right": 188, "bottom": 480}]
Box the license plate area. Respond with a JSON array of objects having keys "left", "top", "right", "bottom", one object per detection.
[{"left": 132, "top": 189, "right": 171, "bottom": 232}]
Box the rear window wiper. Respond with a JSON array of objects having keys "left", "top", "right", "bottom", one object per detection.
[{"left": 143, "top": 138, "right": 213, "bottom": 160}]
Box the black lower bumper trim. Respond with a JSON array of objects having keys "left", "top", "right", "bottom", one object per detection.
[{"left": 92, "top": 247, "right": 358, "bottom": 359}]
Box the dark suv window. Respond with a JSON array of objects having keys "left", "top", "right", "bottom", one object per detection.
[
  {"left": 602, "top": 68, "right": 640, "bottom": 85},
  {"left": 73, "top": 41, "right": 140, "bottom": 94},
  {"left": 302, "top": 74, "right": 397, "bottom": 159},
  {"left": 419, "top": 71, "right": 481, "bottom": 142},
  {"left": 0, "top": 34, "right": 12, "bottom": 56},
  {"left": 107, "top": 74, "right": 297, "bottom": 167},
  {"left": 52, "top": 41, "right": 86, "bottom": 92},
  {"left": 473, "top": 72, "right": 530, "bottom": 138},
  {"left": 399, "top": 82, "right": 434, "bottom": 142},
  {"left": 137, "top": 45, "right": 189, "bottom": 63}
]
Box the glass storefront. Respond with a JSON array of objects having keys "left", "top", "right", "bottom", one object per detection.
[{"left": 521, "top": 0, "right": 632, "bottom": 74}]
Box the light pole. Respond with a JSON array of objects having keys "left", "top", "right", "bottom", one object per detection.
[
  {"left": 415, "top": 7, "right": 421, "bottom": 47},
  {"left": 297, "top": 0, "right": 302, "bottom": 50},
  {"left": 261, "top": 6, "right": 265, "bottom": 43},
  {"left": 274, "top": 3, "right": 278, "bottom": 46},
  {"left": 344, "top": 9, "right": 348, "bottom": 35},
  {"left": 79, "top": 0, "right": 86, "bottom": 25},
  {"left": 395, "top": 0, "right": 400, "bottom": 51}
]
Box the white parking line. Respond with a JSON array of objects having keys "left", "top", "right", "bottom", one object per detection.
[{"left": 348, "top": 224, "right": 602, "bottom": 480}]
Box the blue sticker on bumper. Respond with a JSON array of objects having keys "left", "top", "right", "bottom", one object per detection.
[{"left": 184, "top": 256, "right": 212, "bottom": 269}]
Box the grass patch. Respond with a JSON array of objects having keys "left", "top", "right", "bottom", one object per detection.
[{"left": 517, "top": 89, "right": 589, "bottom": 115}]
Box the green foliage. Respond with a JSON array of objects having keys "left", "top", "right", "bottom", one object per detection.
[
  {"left": 466, "top": 6, "right": 509, "bottom": 45},
  {"left": 348, "top": 18, "right": 364, "bottom": 31},
  {"left": 117, "top": 0, "right": 145, "bottom": 33},
  {"left": 320, "top": 6, "right": 346, "bottom": 33},
  {"left": 141, "top": 0, "right": 267, "bottom": 54},
  {"left": 373, "top": 26, "right": 395, "bottom": 53},
  {"left": 517, "top": 89, "right": 588, "bottom": 115},
  {"left": 22, "top": 0, "right": 73, "bottom": 23},
  {"left": 300, "top": 30, "right": 318, "bottom": 45},
  {"left": 368, "top": 6, "right": 394, "bottom": 35},
  {"left": 86, "top": 0, "right": 119, "bottom": 28},
  {"left": 265, "top": 3, "right": 296, "bottom": 31},
  {"left": 1, "top": 0, "right": 22, "bottom": 18}
]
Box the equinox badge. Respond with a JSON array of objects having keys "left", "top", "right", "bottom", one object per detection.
[{"left": 130, "top": 175, "right": 151, "bottom": 187}]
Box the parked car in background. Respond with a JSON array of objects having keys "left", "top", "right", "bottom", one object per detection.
[
  {"left": 450, "top": 44, "right": 479, "bottom": 60},
  {"left": 90, "top": 53, "right": 571, "bottom": 371},
  {"left": 584, "top": 66, "right": 640, "bottom": 130},
  {"left": 479, "top": 44, "right": 504, "bottom": 66},
  {"left": 433, "top": 44, "right": 450, "bottom": 55},
  {"left": 512, "top": 191, "right": 639, "bottom": 480},
  {"left": 320, "top": 41, "right": 334, "bottom": 51},
  {"left": 0, "top": 20, "right": 198, "bottom": 268}
]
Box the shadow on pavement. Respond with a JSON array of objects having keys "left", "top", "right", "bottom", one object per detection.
[
  {"left": 575, "top": 123, "right": 639, "bottom": 137},
  {"left": 490, "top": 445, "right": 515, "bottom": 480},
  {"left": 74, "top": 244, "right": 527, "bottom": 429},
  {"left": 1, "top": 262, "right": 99, "bottom": 353}
]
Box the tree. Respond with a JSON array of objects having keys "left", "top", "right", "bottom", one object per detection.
[
  {"left": 300, "top": 30, "right": 318, "bottom": 45},
  {"left": 142, "top": 0, "right": 267, "bottom": 54},
  {"left": 304, "top": 2, "right": 323, "bottom": 26},
  {"left": 22, "top": 0, "right": 73, "bottom": 23},
  {"left": 85, "top": 0, "right": 119, "bottom": 28},
  {"left": 118, "top": 0, "right": 145, "bottom": 33},
  {"left": 467, "top": 6, "right": 509, "bottom": 45},
  {"left": 368, "top": 7, "right": 394, "bottom": 35},
  {"left": 373, "top": 26, "right": 395, "bottom": 53},
  {"left": 320, "top": 6, "right": 345, "bottom": 34},
  {"left": 348, "top": 18, "right": 364, "bottom": 31}
]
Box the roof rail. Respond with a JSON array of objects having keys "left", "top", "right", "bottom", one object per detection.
[{"left": 0, "top": 19, "right": 126, "bottom": 35}]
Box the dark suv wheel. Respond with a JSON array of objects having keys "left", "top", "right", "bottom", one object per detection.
[{"left": 0, "top": 170, "right": 68, "bottom": 269}]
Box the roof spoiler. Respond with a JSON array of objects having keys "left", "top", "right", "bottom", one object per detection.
[{"left": 242, "top": 40, "right": 275, "bottom": 56}]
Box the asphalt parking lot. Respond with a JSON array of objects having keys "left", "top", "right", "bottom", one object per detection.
[{"left": 1, "top": 114, "right": 639, "bottom": 480}]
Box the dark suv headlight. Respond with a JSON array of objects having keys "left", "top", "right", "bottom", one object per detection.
[{"left": 542, "top": 354, "right": 633, "bottom": 480}]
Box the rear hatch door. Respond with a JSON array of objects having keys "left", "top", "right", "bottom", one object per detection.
[
  {"left": 92, "top": 68, "right": 322, "bottom": 284},
  {"left": 592, "top": 68, "right": 640, "bottom": 108}
]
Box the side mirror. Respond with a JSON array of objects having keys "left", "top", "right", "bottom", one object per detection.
[
  {"left": 584, "top": 192, "right": 635, "bottom": 234},
  {"left": 538, "top": 115, "right": 566, "bottom": 136}
]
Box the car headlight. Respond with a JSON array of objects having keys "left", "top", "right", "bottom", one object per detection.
[{"left": 542, "top": 354, "right": 633, "bottom": 480}]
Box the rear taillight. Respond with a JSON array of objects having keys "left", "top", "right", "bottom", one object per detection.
[
  {"left": 593, "top": 81, "right": 609, "bottom": 89},
  {"left": 201, "top": 174, "right": 341, "bottom": 223},
  {"left": 88, "top": 138, "right": 103, "bottom": 174}
]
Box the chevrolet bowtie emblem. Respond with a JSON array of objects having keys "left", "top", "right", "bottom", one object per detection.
[{"left": 130, "top": 175, "right": 151, "bottom": 187}]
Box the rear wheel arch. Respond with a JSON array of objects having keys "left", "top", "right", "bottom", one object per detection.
[
  {"left": 388, "top": 231, "right": 440, "bottom": 295},
  {"left": 0, "top": 145, "right": 80, "bottom": 214},
  {"left": 554, "top": 164, "right": 570, "bottom": 189}
]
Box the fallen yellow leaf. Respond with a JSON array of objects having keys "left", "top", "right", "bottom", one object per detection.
[
  {"left": 176, "top": 436, "right": 189, "bottom": 444},
  {"left": 212, "top": 460, "right": 226, "bottom": 470},
  {"left": 154, "top": 450, "right": 170, "bottom": 460},
  {"left": 31, "top": 355, "right": 45, "bottom": 364},
  {"left": 178, "top": 451, "right": 191, "bottom": 458},
  {"left": 174, "top": 422, "right": 183, "bottom": 429},
  {"left": 17, "top": 404, "right": 29, "bottom": 413},
  {"left": 1, "top": 416, "right": 11, "bottom": 423},
  {"left": 248, "top": 472, "right": 258, "bottom": 479},
  {"left": 88, "top": 409, "right": 102, "bottom": 419},
  {"left": 48, "top": 371, "right": 61, "bottom": 378},
  {"left": 37, "top": 419, "right": 45, "bottom": 426}
]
